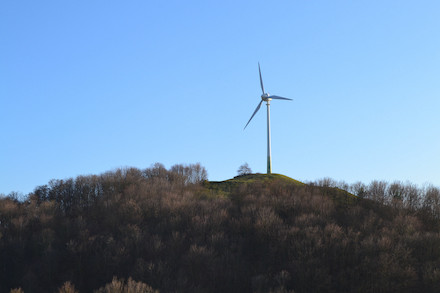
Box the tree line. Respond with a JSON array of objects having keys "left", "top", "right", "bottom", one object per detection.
[
  {"left": 1, "top": 164, "right": 440, "bottom": 292},
  {"left": 311, "top": 177, "right": 440, "bottom": 221}
]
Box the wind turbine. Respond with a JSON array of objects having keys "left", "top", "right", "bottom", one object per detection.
[{"left": 244, "top": 63, "right": 292, "bottom": 174}]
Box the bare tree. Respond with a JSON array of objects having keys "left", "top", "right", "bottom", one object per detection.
[
  {"left": 57, "top": 282, "right": 79, "bottom": 293},
  {"left": 169, "top": 163, "right": 208, "bottom": 184},
  {"left": 237, "top": 163, "right": 252, "bottom": 176},
  {"left": 350, "top": 181, "right": 367, "bottom": 198},
  {"left": 423, "top": 185, "right": 440, "bottom": 219},
  {"left": 316, "top": 178, "right": 337, "bottom": 188},
  {"left": 368, "top": 180, "right": 388, "bottom": 204},
  {"left": 388, "top": 181, "right": 405, "bottom": 206}
]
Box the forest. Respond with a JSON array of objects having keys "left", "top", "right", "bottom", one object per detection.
[{"left": 1, "top": 163, "right": 440, "bottom": 293}]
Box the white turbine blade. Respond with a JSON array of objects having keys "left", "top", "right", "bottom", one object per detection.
[
  {"left": 244, "top": 100, "right": 263, "bottom": 129},
  {"left": 270, "top": 95, "right": 292, "bottom": 101},
  {"left": 258, "top": 62, "right": 265, "bottom": 94}
]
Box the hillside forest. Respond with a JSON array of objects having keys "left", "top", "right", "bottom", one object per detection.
[{"left": 1, "top": 163, "right": 440, "bottom": 293}]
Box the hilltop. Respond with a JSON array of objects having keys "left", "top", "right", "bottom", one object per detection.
[
  {"left": 204, "top": 173, "right": 305, "bottom": 193},
  {"left": 205, "top": 173, "right": 357, "bottom": 207},
  {"left": 212, "top": 172, "right": 304, "bottom": 184}
]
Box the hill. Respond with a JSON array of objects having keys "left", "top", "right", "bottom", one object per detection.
[{"left": 1, "top": 164, "right": 440, "bottom": 293}]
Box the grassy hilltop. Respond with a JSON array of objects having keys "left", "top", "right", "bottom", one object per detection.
[
  {"left": 206, "top": 173, "right": 357, "bottom": 207},
  {"left": 208, "top": 173, "right": 305, "bottom": 187},
  {"left": 204, "top": 173, "right": 304, "bottom": 193},
  {"left": 1, "top": 164, "right": 440, "bottom": 293}
]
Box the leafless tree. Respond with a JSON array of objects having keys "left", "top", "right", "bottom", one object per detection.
[{"left": 237, "top": 163, "right": 252, "bottom": 176}]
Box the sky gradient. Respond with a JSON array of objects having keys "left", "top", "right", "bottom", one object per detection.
[{"left": 1, "top": 1, "right": 440, "bottom": 195}]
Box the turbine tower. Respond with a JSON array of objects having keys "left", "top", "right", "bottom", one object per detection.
[{"left": 244, "top": 63, "right": 292, "bottom": 174}]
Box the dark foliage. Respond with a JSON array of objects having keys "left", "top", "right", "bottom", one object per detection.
[{"left": 1, "top": 165, "right": 440, "bottom": 293}]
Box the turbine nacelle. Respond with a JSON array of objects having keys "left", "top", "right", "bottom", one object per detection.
[{"left": 261, "top": 93, "right": 271, "bottom": 101}]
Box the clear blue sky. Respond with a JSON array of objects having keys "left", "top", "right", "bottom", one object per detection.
[{"left": 1, "top": 1, "right": 440, "bottom": 195}]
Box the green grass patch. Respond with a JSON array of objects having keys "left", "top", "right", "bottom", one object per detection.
[
  {"left": 204, "top": 173, "right": 359, "bottom": 209},
  {"left": 204, "top": 173, "right": 305, "bottom": 194}
]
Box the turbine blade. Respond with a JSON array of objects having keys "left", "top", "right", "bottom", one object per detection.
[
  {"left": 244, "top": 100, "right": 263, "bottom": 129},
  {"left": 270, "top": 95, "right": 292, "bottom": 101},
  {"left": 258, "top": 62, "right": 265, "bottom": 94}
]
